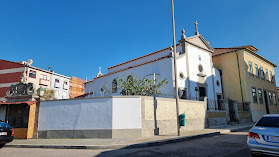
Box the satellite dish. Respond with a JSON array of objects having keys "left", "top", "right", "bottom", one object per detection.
[{"left": 27, "top": 59, "right": 33, "bottom": 65}]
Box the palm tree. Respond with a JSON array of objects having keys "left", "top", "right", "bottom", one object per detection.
[{"left": 42, "top": 89, "right": 56, "bottom": 100}]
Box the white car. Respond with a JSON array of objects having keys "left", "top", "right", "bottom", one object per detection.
[{"left": 247, "top": 114, "right": 279, "bottom": 156}]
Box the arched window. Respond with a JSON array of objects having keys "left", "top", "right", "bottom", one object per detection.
[
  {"left": 127, "top": 75, "right": 133, "bottom": 82},
  {"left": 112, "top": 79, "right": 117, "bottom": 93}
]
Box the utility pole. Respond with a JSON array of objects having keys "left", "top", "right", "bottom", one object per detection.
[{"left": 171, "top": 0, "right": 180, "bottom": 136}]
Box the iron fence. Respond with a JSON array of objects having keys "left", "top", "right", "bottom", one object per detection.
[
  {"left": 238, "top": 102, "right": 250, "bottom": 112},
  {"left": 207, "top": 99, "right": 227, "bottom": 111}
]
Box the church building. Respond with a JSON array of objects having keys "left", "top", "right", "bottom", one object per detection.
[{"left": 85, "top": 22, "right": 223, "bottom": 101}]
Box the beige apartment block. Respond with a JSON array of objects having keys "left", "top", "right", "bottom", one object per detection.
[
  {"left": 213, "top": 45, "right": 278, "bottom": 122},
  {"left": 26, "top": 66, "right": 52, "bottom": 91}
]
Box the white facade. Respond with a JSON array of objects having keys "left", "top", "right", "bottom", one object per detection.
[
  {"left": 86, "top": 57, "right": 174, "bottom": 97},
  {"left": 85, "top": 33, "right": 223, "bottom": 101},
  {"left": 51, "top": 73, "right": 70, "bottom": 99},
  {"left": 38, "top": 97, "right": 142, "bottom": 131}
]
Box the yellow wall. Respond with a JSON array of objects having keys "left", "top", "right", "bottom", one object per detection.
[
  {"left": 213, "top": 49, "right": 278, "bottom": 121},
  {"left": 27, "top": 103, "right": 36, "bottom": 139},
  {"left": 242, "top": 50, "right": 279, "bottom": 121},
  {"left": 212, "top": 52, "right": 243, "bottom": 102}
]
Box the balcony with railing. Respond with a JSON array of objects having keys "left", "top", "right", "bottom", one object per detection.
[
  {"left": 54, "top": 82, "right": 60, "bottom": 88},
  {"left": 63, "top": 83, "right": 69, "bottom": 90},
  {"left": 39, "top": 79, "right": 49, "bottom": 86}
]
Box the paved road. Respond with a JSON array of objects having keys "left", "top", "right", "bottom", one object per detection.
[{"left": 1, "top": 130, "right": 251, "bottom": 157}]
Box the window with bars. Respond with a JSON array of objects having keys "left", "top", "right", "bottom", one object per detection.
[
  {"left": 270, "top": 71, "right": 273, "bottom": 83},
  {"left": 269, "top": 91, "right": 272, "bottom": 105},
  {"left": 255, "top": 64, "right": 259, "bottom": 77},
  {"left": 273, "top": 92, "right": 277, "bottom": 105},
  {"left": 260, "top": 67, "right": 264, "bottom": 79},
  {"left": 252, "top": 87, "right": 257, "bottom": 104},
  {"left": 29, "top": 70, "right": 36, "bottom": 78},
  {"left": 112, "top": 79, "right": 117, "bottom": 93},
  {"left": 40, "top": 74, "right": 47, "bottom": 80},
  {"left": 266, "top": 69, "right": 269, "bottom": 81},
  {"left": 249, "top": 61, "right": 253, "bottom": 74},
  {"left": 180, "top": 88, "right": 187, "bottom": 99},
  {"left": 258, "top": 88, "right": 263, "bottom": 104},
  {"left": 127, "top": 75, "right": 133, "bottom": 82}
]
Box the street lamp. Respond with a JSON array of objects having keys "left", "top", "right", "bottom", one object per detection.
[
  {"left": 37, "top": 86, "right": 45, "bottom": 98},
  {"left": 35, "top": 86, "right": 45, "bottom": 139}
]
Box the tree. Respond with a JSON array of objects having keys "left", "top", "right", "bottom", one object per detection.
[
  {"left": 42, "top": 89, "right": 56, "bottom": 100},
  {"left": 102, "top": 74, "right": 168, "bottom": 96}
]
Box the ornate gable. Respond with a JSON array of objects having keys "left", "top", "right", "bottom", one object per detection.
[{"left": 187, "top": 35, "right": 213, "bottom": 52}]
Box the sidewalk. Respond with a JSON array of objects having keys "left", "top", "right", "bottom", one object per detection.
[{"left": 6, "top": 122, "right": 254, "bottom": 149}]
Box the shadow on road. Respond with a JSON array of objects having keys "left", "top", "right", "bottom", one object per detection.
[{"left": 95, "top": 131, "right": 252, "bottom": 157}]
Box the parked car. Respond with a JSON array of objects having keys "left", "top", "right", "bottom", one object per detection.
[
  {"left": 0, "top": 122, "right": 14, "bottom": 148},
  {"left": 247, "top": 114, "right": 279, "bottom": 156}
]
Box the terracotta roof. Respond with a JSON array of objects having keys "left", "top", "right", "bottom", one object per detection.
[
  {"left": 213, "top": 45, "right": 257, "bottom": 56},
  {"left": 86, "top": 55, "right": 169, "bottom": 83},
  {"left": 107, "top": 44, "right": 179, "bottom": 70},
  {"left": 0, "top": 101, "right": 37, "bottom": 106},
  {"left": 213, "top": 45, "right": 276, "bottom": 67}
]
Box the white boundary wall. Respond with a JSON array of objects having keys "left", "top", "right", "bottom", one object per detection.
[
  {"left": 39, "top": 97, "right": 141, "bottom": 131},
  {"left": 38, "top": 96, "right": 207, "bottom": 138}
]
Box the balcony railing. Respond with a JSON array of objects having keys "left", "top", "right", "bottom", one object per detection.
[
  {"left": 54, "top": 82, "right": 60, "bottom": 88},
  {"left": 63, "top": 83, "right": 69, "bottom": 90},
  {"left": 39, "top": 79, "right": 48, "bottom": 86}
]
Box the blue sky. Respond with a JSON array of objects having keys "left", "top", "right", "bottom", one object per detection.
[{"left": 0, "top": 0, "right": 278, "bottom": 83}]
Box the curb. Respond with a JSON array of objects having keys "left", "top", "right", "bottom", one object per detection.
[
  {"left": 5, "top": 144, "right": 128, "bottom": 150},
  {"left": 5, "top": 125, "right": 251, "bottom": 150},
  {"left": 6, "top": 132, "right": 220, "bottom": 150},
  {"left": 230, "top": 126, "right": 253, "bottom": 132},
  {"left": 126, "top": 132, "right": 220, "bottom": 148}
]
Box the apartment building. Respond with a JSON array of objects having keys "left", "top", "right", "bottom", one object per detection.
[
  {"left": 0, "top": 59, "right": 73, "bottom": 101},
  {"left": 69, "top": 76, "right": 85, "bottom": 98},
  {"left": 213, "top": 45, "right": 278, "bottom": 121}
]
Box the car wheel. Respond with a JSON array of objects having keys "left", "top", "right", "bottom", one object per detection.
[{"left": 0, "top": 143, "right": 5, "bottom": 149}]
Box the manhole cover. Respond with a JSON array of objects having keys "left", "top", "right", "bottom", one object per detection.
[{"left": 215, "top": 142, "right": 243, "bottom": 147}]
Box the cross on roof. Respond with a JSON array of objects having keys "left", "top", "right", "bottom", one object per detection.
[
  {"left": 195, "top": 21, "right": 199, "bottom": 35},
  {"left": 96, "top": 67, "right": 103, "bottom": 77}
]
